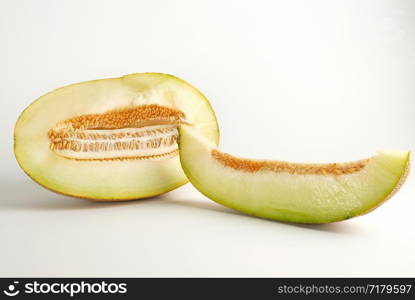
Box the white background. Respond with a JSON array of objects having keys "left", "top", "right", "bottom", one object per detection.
[{"left": 1, "top": 0, "right": 414, "bottom": 276}]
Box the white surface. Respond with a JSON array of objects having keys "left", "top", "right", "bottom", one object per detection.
[{"left": 1, "top": 0, "right": 415, "bottom": 277}]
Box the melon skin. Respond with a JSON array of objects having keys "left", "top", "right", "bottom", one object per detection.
[
  {"left": 14, "top": 73, "right": 219, "bottom": 200},
  {"left": 178, "top": 125, "right": 410, "bottom": 224}
]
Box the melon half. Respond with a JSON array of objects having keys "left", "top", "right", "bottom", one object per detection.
[
  {"left": 14, "top": 73, "right": 219, "bottom": 200},
  {"left": 178, "top": 125, "right": 410, "bottom": 223}
]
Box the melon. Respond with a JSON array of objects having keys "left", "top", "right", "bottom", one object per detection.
[
  {"left": 178, "top": 125, "right": 410, "bottom": 223},
  {"left": 14, "top": 73, "right": 219, "bottom": 200}
]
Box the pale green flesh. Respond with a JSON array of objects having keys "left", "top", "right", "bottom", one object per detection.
[
  {"left": 15, "top": 73, "right": 219, "bottom": 200},
  {"left": 179, "top": 125, "right": 410, "bottom": 223}
]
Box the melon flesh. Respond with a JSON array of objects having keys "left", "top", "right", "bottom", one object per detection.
[
  {"left": 14, "top": 73, "right": 219, "bottom": 200},
  {"left": 178, "top": 125, "right": 410, "bottom": 223}
]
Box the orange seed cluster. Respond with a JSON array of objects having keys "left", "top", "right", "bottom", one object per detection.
[
  {"left": 211, "top": 150, "right": 369, "bottom": 175},
  {"left": 48, "top": 104, "right": 185, "bottom": 160}
]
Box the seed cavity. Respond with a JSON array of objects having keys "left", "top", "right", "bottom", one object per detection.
[
  {"left": 211, "top": 150, "right": 370, "bottom": 175},
  {"left": 48, "top": 105, "right": 186, "bottom": 161}
]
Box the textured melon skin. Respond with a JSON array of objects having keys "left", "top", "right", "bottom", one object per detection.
[
  {"left": 14, "top": 73, "right": 219, "bottom": 200},
  {"left": 178, "top": 125, "right": 410, "bottom": 224}
]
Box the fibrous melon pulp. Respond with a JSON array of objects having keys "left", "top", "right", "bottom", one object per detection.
[{"left": 14, "top": 73, "right": 219, "bottom": 200}]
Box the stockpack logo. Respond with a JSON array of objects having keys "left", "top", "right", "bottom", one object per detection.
[
  {"left": 2, "top": 280, "right": 127, "bottom": 297},
  {"left": 3, "top": 281, "right": 20, "bottom": 297}
]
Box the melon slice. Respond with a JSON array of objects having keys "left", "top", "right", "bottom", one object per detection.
[
  {"left": 178, "top": 125, "right": 410, "bottom": 223},
  {"left": 14, "top": 73, "right": 219, "bottom": 200}
]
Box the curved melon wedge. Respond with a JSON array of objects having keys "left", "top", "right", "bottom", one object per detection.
[{"left": 179, "top": 125, "right": 410, "bottom": 223}]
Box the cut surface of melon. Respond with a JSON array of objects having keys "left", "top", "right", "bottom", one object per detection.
[
  {"left": 14, "top": 73, "right": 219, "bottom": 200},
  {"left": 178, "top": 125, "right": 410, "bottom": 223}
]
